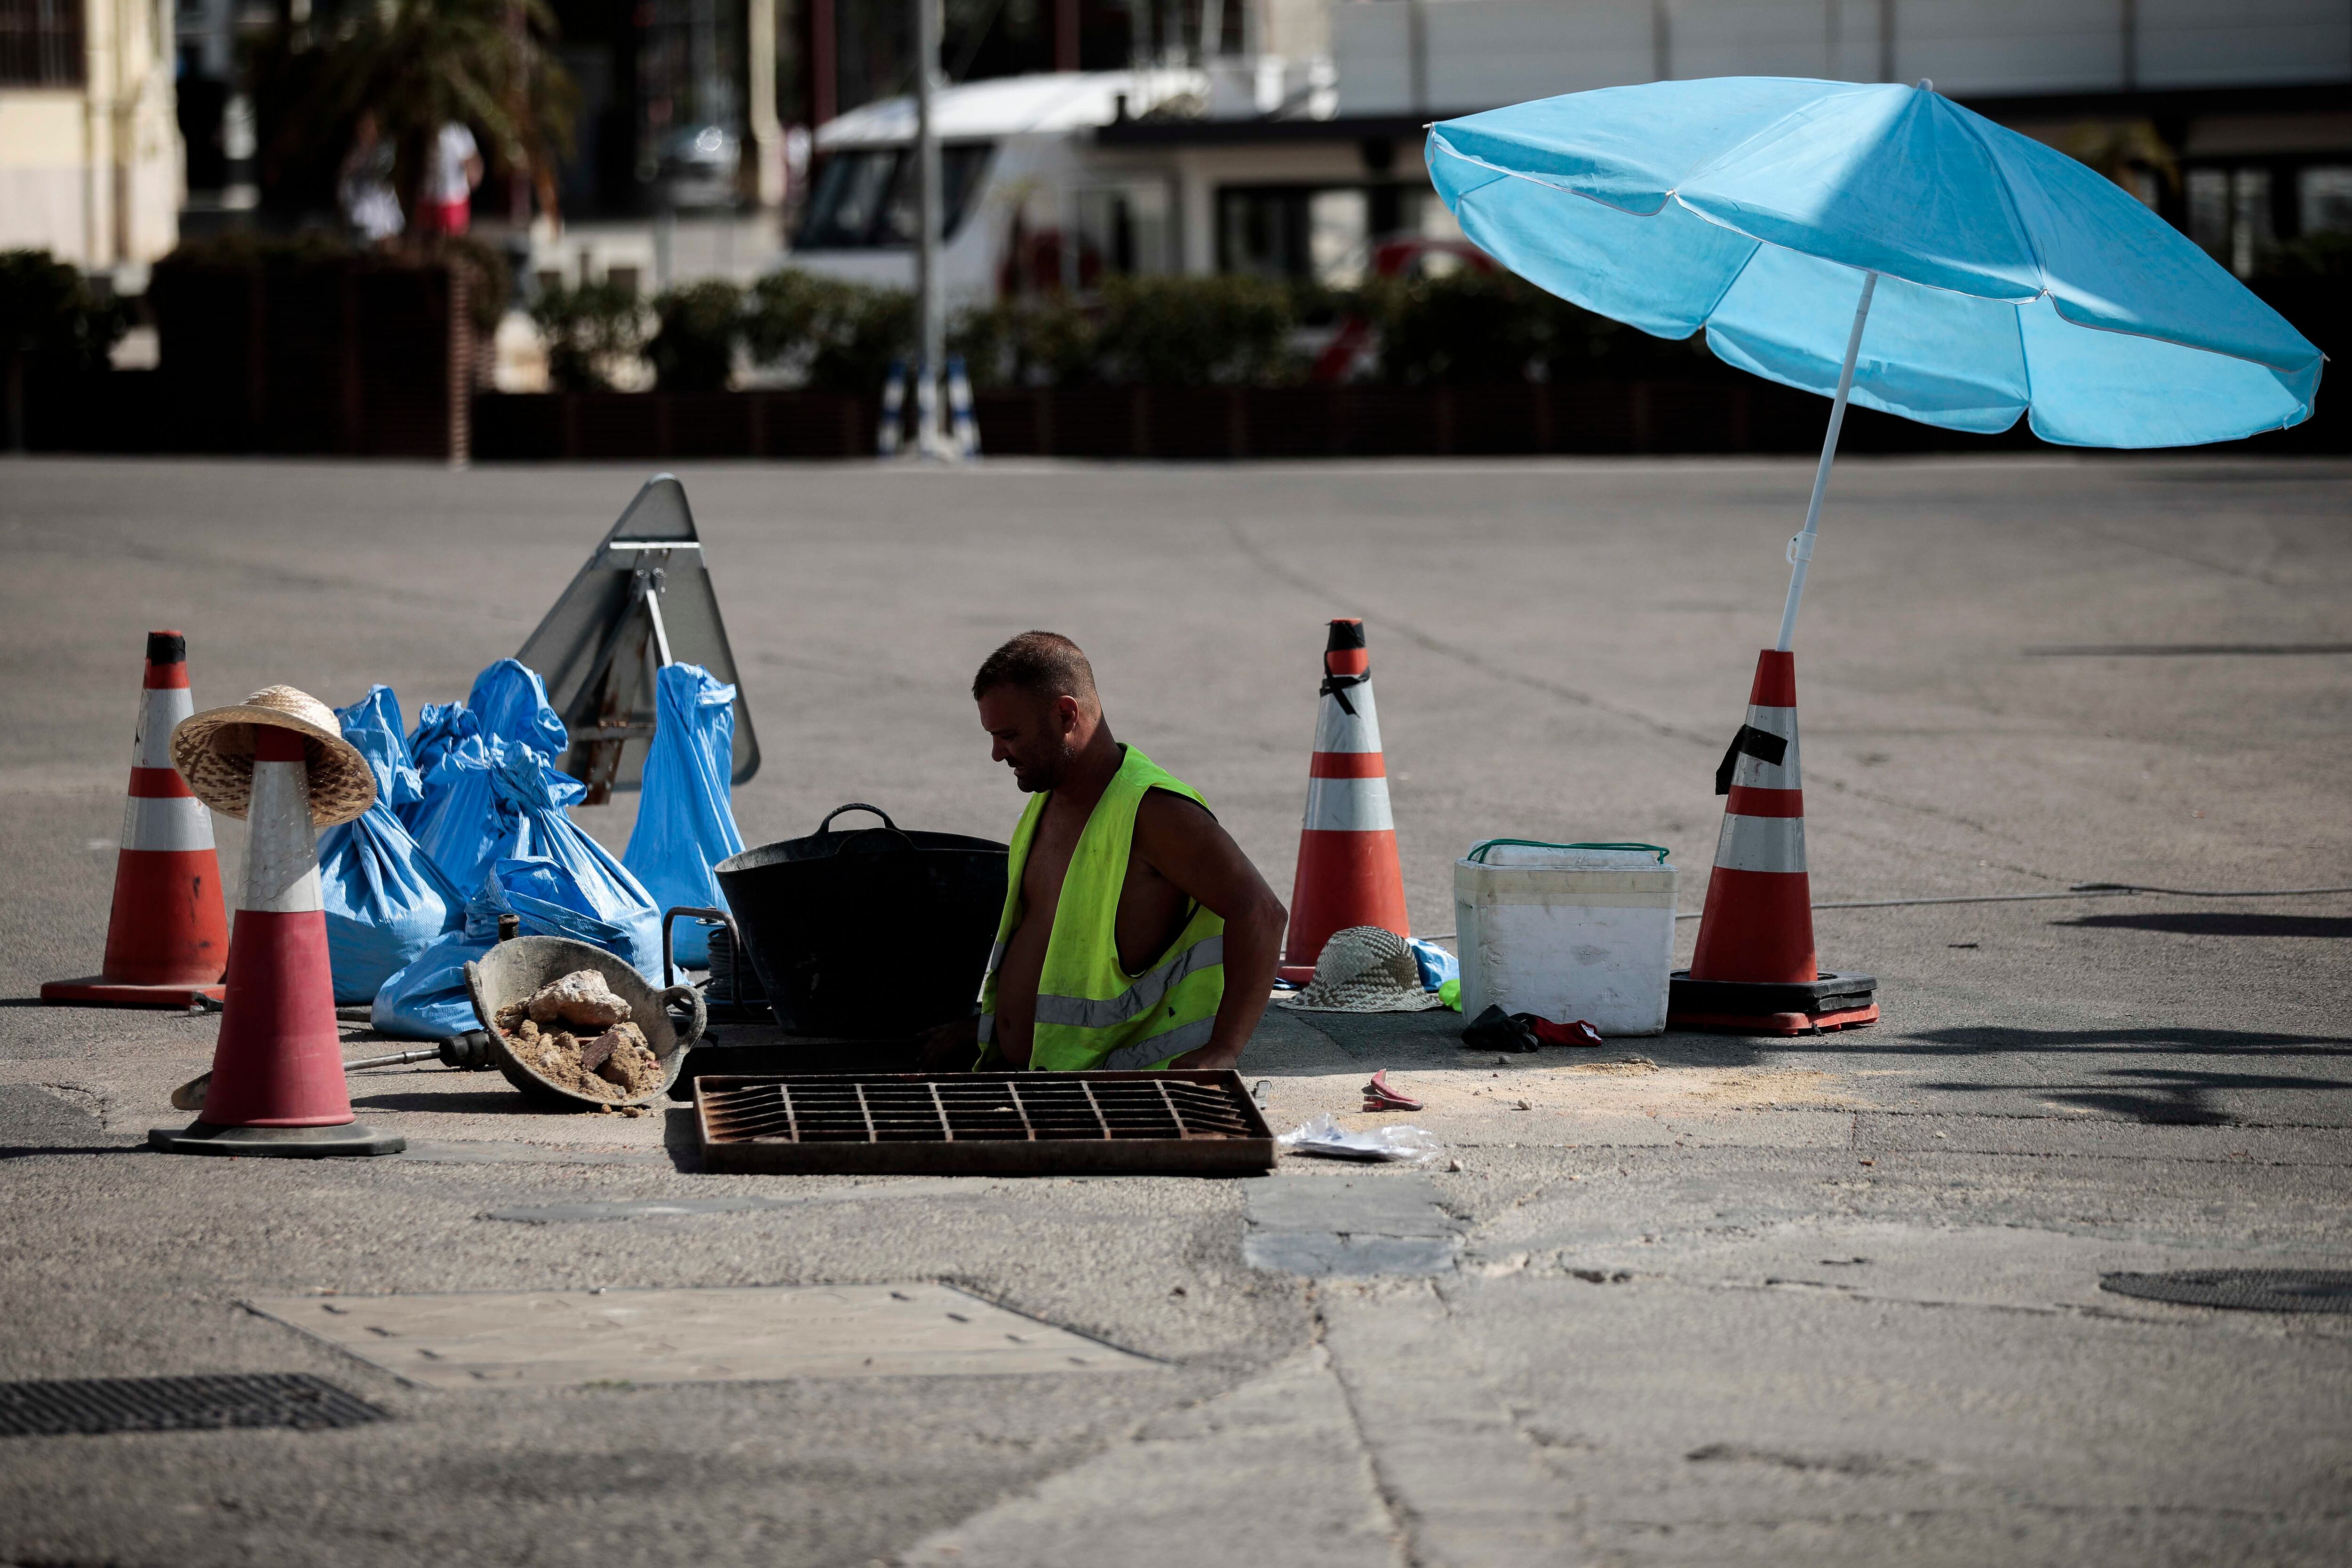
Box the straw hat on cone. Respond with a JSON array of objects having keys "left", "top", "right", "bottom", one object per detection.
[{"left": 171, "top": 685, "right": 377, "bottom": 828}]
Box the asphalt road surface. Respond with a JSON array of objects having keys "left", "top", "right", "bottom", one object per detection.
[{"left": 2, "top": 455, "right": 2348, "bottom": 1568}]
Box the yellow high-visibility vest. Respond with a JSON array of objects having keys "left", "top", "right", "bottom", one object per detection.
[{"left": 977, "top": 746, "right": 1225, "bottom": 1071}]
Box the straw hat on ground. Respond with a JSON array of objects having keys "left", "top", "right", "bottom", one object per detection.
[
  {"left": 171, "top": 685, "right": 378, "bottom": 828},
  {"left": 1279, "top": 925, "right": 1447, "bottom": 1014}
]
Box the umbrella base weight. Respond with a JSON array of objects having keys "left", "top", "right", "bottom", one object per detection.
[{"left": 1668, "top": 971, "right": 1877, "bottom": 1037}]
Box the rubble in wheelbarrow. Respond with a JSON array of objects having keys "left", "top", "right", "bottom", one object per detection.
[{"left": 493, "top": 970, "right": 661, "bottom": 1101}]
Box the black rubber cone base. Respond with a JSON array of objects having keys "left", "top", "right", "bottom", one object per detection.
[
  {"left": 148, "top": 1121, "right": 405, "bottom": 1158},
  {"left": 1668, "top": 971, "right": 1879, "bottom": 1037}
]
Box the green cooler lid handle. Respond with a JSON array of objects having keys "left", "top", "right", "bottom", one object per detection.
[{"left": 1466, "top": 839, "right": 1671, "bottom": 865}]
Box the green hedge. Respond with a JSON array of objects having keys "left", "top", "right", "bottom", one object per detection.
[
  {"left": 156, "top": 232, "right": 511, "bottom": 336},
  {"left": 550, "top": 268, "right": 1750, "bottom": 396},
  {"left": 0, "top": 251, "right": 126, "bottom": 379}
]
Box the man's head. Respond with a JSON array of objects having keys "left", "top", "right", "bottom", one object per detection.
[{"left": 973, "top": 631, "right": 1101, "bottom": 792}]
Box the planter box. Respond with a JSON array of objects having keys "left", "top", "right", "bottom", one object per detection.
[
  {"left": 465, "top": 378, "right": 2343, "bottom": 461},
  {"left": 472, "top": 390, "right": 873, "bottom": 460},
  {"left": 145, "top": 256, "right": 472, "bottom": 460}
]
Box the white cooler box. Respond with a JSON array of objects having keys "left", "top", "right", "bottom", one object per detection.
[{"left": 1454, "top": 841, "right": 1678, "bottom": 1036}]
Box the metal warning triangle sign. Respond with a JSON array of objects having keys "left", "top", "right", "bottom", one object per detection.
[{"left": 515, "top": 474, "right": 760, "bottom": 804}]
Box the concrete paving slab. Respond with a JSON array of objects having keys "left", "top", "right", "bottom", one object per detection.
[
  {"left": 1244, "top": 1172, "right": 1462, "bottom": 1275},
  {"left": 247, "top": 1283, "right": 1164, "bottom": 1388},
  {"left": 897, "top": 1347, "right": 1402, "bottom": 1568}
]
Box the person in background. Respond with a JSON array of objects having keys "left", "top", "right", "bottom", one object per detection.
[
  {"left": 418, "top": 121, "right": 482, "bottom": 236},
  {"left": 338, "top": 112, "right": 403, "bottom": 244}
]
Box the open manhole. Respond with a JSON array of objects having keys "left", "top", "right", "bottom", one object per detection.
[
  {"left": 0, "top": 1373, "right": 386, "bottom": 1437},
  {"left": 695, "top": 1069, "right": 1274, "bottom": 1175},
  {"left": 2100, "top": 1269, "right": 2352, "bottom": 1313}
]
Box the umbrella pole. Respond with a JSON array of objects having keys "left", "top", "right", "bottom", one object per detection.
[{"left": 1774, "top": 270, "right": 1879, "bottom": 652}]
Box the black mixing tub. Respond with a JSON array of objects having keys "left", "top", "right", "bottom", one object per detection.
[{"left": 715, "top": 804, "right": 1009, "bottom": 1040}]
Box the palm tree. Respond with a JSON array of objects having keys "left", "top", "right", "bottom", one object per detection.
[
  {"left": 2062, "top": 119, "right": 2179, "bottom": 212},
  {"left": 293, "top": 0, "right": 578, "bottom": 226}
]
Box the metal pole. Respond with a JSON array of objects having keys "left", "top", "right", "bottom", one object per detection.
[
  {"left": 1774, "top": 269, "right": 1877, "bottom": 653},
  {"left": 912, "top": 0, "right": 946, "bottom": 458}
]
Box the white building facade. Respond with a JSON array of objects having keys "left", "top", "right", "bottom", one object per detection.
[{"left": 0, "top": 0, "right": 183, "bottom": 271}]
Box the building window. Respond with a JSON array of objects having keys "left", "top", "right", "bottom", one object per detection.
[
  {"left": 1218, "top": 184, "right": 1457, "bottom": 285},
  {"left": 2300, "top": 167, "right": 2352, "bottom": 237},
  {"left": 2185, "top": 166, "right": 2280, "bottom": 278},
  {"left": 0, "top": 0, "right": 86, "bottom": 87},
  {"left": 1074, "top": 182, "right": 1172, "bottom": 278}
]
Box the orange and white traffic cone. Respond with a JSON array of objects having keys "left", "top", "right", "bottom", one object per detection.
[
  {"left": 43, "top": 632, "right": 231, "bottom": 1007},
  {"left": 1668, "top": 650, "right": 1877, "bottom": 1035},
  {"left": 1279, "top": 618, "right": 1410, "bottom": 985},
  {"left": 150, "top": 686, "right": 401, "bottom": 1157}
]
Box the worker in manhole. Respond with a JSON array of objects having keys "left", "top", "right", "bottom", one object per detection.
[{"left": 922, "top": 632, "right": 1286, "bottom": 1072}]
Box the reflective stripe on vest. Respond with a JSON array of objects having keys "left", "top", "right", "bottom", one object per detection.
[{"left": 977, "top": 746, "right": 1225, "bottom": 1071}]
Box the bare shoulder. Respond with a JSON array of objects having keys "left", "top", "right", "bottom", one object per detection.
[
  {"left": 1135, "top": 786, "right": 1219, "bottom": 834},
  {"left": 1131, "top": 788, "right": 1230, "bottom": 867},
  {"left": 1131, "top": 785, "right": 1281, "bottom": 923}
]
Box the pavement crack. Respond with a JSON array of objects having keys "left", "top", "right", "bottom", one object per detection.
[
  {"left": 1310, "top": 1293, "right": 1423, "bottom": 1568},
  {"left": 2052, "top": 519, "right": 2297, "bottom": 589},
  {"left": 34, "top": 1081, "right": 111, "bottom": 1131}
]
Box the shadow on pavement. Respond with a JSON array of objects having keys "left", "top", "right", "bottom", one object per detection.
[
  {"left": 663, "top": 1105, "right": 702, "bottom": 1171},
  {"left": 1889, "top": 1025, "right": 2352, "bottom": 1125},
  {"left": 1914, "top": 1062, "right": 2352, "bottom": 1125},
  {"left": 348, "top": 1090, "right": 579, "bottom": 1116},
  {"left": 2058, "top": 912, "right": 2352, "bottom": 939},
  {"left": 0, "top": 1144, "right": 145, "bottom": 1159},
  {"left": 1899, "top": 1025, "right": 2352, "bottom": 1056}
]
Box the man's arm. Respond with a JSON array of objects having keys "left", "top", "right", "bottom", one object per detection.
[{"left": 1131, "top": 791, "right": 1286, "bottom": 1071}]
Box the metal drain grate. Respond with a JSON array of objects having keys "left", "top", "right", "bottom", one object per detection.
[
  {"left": 2100, "top": 1269, "right": 2352, "bottom": 1314},
  {"left": 696, "top": 1070, "right": 1276, "bottom": 1175},
  {"left": 0, "top": 1373, "right": 388, "bottom": 1437}
]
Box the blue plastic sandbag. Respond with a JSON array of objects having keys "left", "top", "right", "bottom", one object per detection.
[
  {"left": 319, "top": 690, "right": 468, "bottom": 1005},
  {"left": 370, "top": 856, "right": 637, "bottom": 1040},
  {"left": 487, "top": 744, "right": 663, "bottom": 979},
  {"left": 1408, "top": 937, "right": 1459, "bottom": 993},
  {"left": 621, "top": 664, "right": 745, "bottom": 969},
  {"left": 408, "top": 734, "right": 507, "bottom": 891},
  {"left": 401, "top": 701, "right": 480, "bottom": 831},
  {"left": 468, "top": 658, "right": 569, "bottom": 757},
  {"left": 342, "top": 684, "right": 405, "bottom": 749}
]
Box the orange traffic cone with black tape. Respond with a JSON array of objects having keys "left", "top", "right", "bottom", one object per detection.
[
  {"left": 149, "top": 686, "right": 402, "bottom": 1157},
  {"left": 1667, "top": 650, "right": 1877, "bottom": 1035},
  {"left": 43, "top": 632, "right": 230, "bottom": 1007},
  {"left": 1279, "top": 618, "right": 1410, "bottom": 985}
]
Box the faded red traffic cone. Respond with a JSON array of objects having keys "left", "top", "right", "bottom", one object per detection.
[
  {"left": 43, "top": 632, "right": 230, "bottom": 1007},
  {"left": 1668, "top": 650, "right": 1878, "bottom": 1036},
  {"left": 1279, "top": 618, "right": 1410, "bottom": 985},
  {"left": 150, "top": 687, "right": 400, "bottom": 1157}
]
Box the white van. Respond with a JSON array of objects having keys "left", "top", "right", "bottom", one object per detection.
[{"left": 789, "top": 70, "right": 1214, "bottom": 305}]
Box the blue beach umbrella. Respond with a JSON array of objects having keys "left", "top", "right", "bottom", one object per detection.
[{"left": 1427, "top": 76, "right": 2324, "bottom": 649}]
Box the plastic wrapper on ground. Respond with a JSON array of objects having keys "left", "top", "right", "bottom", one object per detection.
[{"left": 1278, "top": 1113, "right": 1443, "bottom": 1164}]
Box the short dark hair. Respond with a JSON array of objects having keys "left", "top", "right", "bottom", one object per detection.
[{"left": 973, "top": 631, "right": 1097, "bottom": 704}]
